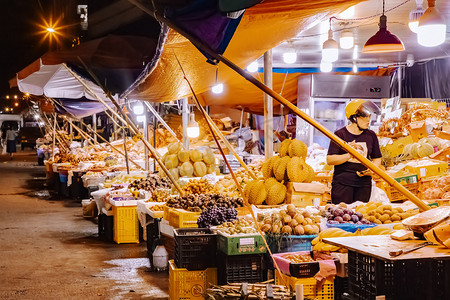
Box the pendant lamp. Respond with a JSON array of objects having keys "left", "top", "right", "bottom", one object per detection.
[
  {"left": 409, "top": 0, "right": 426, "bottom": 33},
  {"left": 322, "top": 29, "right": 339, "bottom": 62},
  {"left": 362, "top": 0, "right": 405, "bottom": 53},
  {"left": 417, "top": 0, "right": 446, "bottom": 47}
]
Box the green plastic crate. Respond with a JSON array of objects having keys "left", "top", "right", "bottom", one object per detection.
[{"left": 217, "top": 232, "right": 267, "bottom": 256}]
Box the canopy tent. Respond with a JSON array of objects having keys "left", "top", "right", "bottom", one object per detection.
[
  {"left": 123, "top": 0, "right": 366, "bottom": 103},
  {"left": 52, "top": 98, "right": 114, "bottom": 119}
]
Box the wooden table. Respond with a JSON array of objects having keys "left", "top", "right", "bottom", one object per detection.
[{"left": 323, "top": 235, "right": 450, "bottom": 261}]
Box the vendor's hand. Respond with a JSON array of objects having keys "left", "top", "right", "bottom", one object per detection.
[{"left": 357, "top": 169, "right": 373, "bottom": 177}]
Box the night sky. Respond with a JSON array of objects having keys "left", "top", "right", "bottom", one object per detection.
[{"left": 0, "top": 1, "right": 48, "bottom": 97}]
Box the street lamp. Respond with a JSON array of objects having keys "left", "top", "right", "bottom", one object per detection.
[{"left": 47, "top": 27, "right": 55, "bottom": 33}]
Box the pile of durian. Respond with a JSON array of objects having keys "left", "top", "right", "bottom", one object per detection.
[
  {"left": 161, "top": 142, "right": 220, "bottom": 179},
  {"left": 244, "top": 139, "right": 315, "bottom": 205}
]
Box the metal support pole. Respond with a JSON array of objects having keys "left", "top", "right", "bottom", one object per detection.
[
  {"left": 397, "top": 66, "right": 402, "bottom": 98},
  {"left": 143, "top": 106, "right": 149, "bottom": 171},
  {"left": 92, "top": 113, "right": 97, "bottom": 142},
  {"left": 52, "top": 114, "right": 56, "bottom": 160},
  {"left": 69, "top": 118, "right": 73, "bottom": 143},
  {"left": 264, "top": 50, "right": 273, "bottom": 159},
  {"left": 144, "top": 101, "right": 178, "bottom": 141},
  {"left": 182, "top": 97, "right": 190, "bottom": 149}
]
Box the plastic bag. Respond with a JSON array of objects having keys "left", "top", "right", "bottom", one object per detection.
[{"left": 369, "top": 180, "right": 390, "bottom": 203}]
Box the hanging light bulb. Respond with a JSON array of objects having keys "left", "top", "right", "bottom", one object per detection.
[
  {"left": 353, "top": 62, "right": 358, "bottom": 73},
  {"left": 136, "top": 115, "right": 146, "bottom": 123},
  {"left": 353, "top": 45, "right": 359, "bottom": 60},
  {"left": 187, "top": 112, "right": 199, "bottom": 138},
  {"left": 283, "top": 52, "right": 297, "bottom": 64},
  {"left": 417, "top": 0, "right": 446, "bottom": 47},
  {"left": 133, "top": 102, "right": 144, "bottom": 115},
  {"left": 409, "top": 0, "right": 426, "bottom": 33},
  {"left": 320, "top": 61, "right": 333, "bottom": 72},
  {"left": 212, "top": 83, "right": 224, "bottom": 94},
  {"left": 363, "top": 0, "right": 405, "bottom": 53},
  {"left": 340, "top": 30, "right": 354, "bottom": 49},
  {"left": 246, "top": 61, "right": 259, "bottom": 72},
  {"left": 322, "top": 29, "right": 339, "bottom": 62}
]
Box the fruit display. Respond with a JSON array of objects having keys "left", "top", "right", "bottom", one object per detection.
[
  {"left": 104, "top": 173, "right": 147, "bottom": 186},
  {"left": 215, "top": 161, "right": 263, "bottom": 197},
  {"left": 150, "top": 188, "right": 172, "bottom": 202},
  {"left": 421, "top": 174, "right": 450, "bottom": 200},
  {"left": 258, "top": 204, "right": 322, "bottom": 235},
  {"left": 129, "top": 175, "right": 172, "bottom": 191},
  {"left": 162, "top": 142, "right": 220, "bottom": 178},
  {"left": 197, "top": 206, "right": 238, "bottom": 228},
  {"left": 181, "top": 178, "right": 217, "bottom": 194},
  {"left": 147, "top": 204, "right": 165, "bottom": 211},
  {"left": 354, "top": 201, "right": 419, "bottom": 224},
  {"left": 312, "top": 226, "right": 396, "bottom": 252},
  {"left": 166, "top": 193, "right": 244, "bottom": 212},
  {"left": 323, "top": 203, "right": 370, "bottom": 225},
  {"left": 243, "top": 139, "right": 316, "bottom": 205},
  {"left": 216, "top": 218, "right": 258, "bottom": 235}
]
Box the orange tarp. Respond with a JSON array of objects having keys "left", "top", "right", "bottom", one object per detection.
[{"left": 127, "top": 0, "right": 366, "bottom": 104}]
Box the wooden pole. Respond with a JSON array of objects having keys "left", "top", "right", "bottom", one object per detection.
[
  {"left": 143, "top": 102, "right": 178, "bottom": 141},
  {"left": 128, "top": 1, "right": 429, "bottom": 211}
]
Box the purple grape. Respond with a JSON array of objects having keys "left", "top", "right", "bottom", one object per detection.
[
  {"left": 356, "top": 221, "right": 363, "bottom": 225},
  {"left": 328, "top": 220, "right": 339, "bottom": 224},
  {"left": 355, "top": 212, "right": 363, "bottom": 219},
  {"left": 334, "top": 209, "right": 343, "bottom": 217},
  {"left": 334, "top": 216, "right": 344, "bottom": 223},
  {"left": 343, "top": 208, "right": 352, "bottom": 215},
  {"left": 343, "top": 214, "right": 351, "bottom": 222},
  {"left": 351, "top": 215, "right": 359, "bottom": 223}
]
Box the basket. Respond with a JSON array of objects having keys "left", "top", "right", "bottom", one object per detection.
[
  {"left": 387, "top": 182, "right": 419, "bottom": 202},
  {"left": 274, "top": 270, "right": 334, "bottom": 300},
  {"left": 174, "top": 228, "right": 217, "bottom": 271},
  {"left": 163, "top": 206, "right": 200, "bottom": 228},
  {"left": 217, "top": 252, "right": 264, "bottom": 285},
  {"left": 169, "top": 260, "right": 217, "bottom": 300},
  {"left": 348, "top": 250, "right": 450, "bottom": 300},
  {"left": 113, "top": 205, "right": 139, "bottom": 244},
  {"left": 273, "top": 251, "right": 337, "bottom": 278}
]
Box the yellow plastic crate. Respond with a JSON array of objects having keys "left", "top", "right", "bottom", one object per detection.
[
  {"left": 113, "top": 205, "right": 139, "bottom": 244},
  {"left": 163, "top": 206, "right": 200, "bottom": 228},
  {"left": 275, "top": 270, "right": 334, "bottom": 300},
  {"left": 169, "top": 260, "right": 217, "bottom": 300}
]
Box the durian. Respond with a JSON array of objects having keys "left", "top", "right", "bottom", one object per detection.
[
  {"left": 266, "top": 181, "right": 287, "bottom": 205},
  {"left": 287, "top": 157, "right": 308, "bottom": 182},
  {"left": 288, "top": 139, "right": 308, "bottom": 158}
]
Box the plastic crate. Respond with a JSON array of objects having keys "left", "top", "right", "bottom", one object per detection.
[
  {"left": 273, "top": 251, "right": 337, "bottom": 278},
  {"left": 267, "top": 234, "right": 316, "bottom": 254},
  {"left": 174, "top": 228, "right": 217, "bottom": 271},
  {"left": 387, "top": 182, "right": 419, "bottom": 202},
  {"left": 348, "top": 250, "right": 450, "bottom": 300},
  {"left": 217, "top": 232, "right": 267, "bottom": 256},
  {"left": 169, "top": 260, "right": 217, "bottom": 300},
  {"left": 274, "top": 270, "right": 334, "bottom": 300},
  {"left": 334, "top": 276, "right": 349, "bottom": 300},
  {"left": 163, "top": 206, "right": 200, "bottom": 228},
  {"left": 217, "top": 252, "right": 264, "bottom": 285},
  {"left": 98, "top": 213, "right": 114, "bottom": 242},
  {"left": 113, "top": 205, "right": 139, "bottom": 244}
]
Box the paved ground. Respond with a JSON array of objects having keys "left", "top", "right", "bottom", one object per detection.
[{"left": 0, "top": 149, "right": 169, "bottom": 300}]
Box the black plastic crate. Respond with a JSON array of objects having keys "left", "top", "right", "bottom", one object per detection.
[
  {"left": 335, "top": 276, "right": 349, "bottom": 300},
  {"left": 217, "top": 252, "right": 264, "bottom": 285},
  {"left": 174, "top": 228, "right": 216, "bottom": 271},
  {"left": 348, "top": 250, "right": 450, "bottom": 300},
  {"left": 98, "top": 213, "right": 114, "bottom": 242}
]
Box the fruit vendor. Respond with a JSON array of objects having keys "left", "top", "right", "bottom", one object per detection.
[{"left": 326, "top": 99, "right": 382, "bottom": 204}]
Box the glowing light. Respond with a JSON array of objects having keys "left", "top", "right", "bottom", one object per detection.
[
  {"left": 212, "top": 83, "right": 224, "bottom": 94},
  {"left": 187, "top": 113, "right": 199, "bottom": 138},
  {"left": 353, "top": 45, "right": 359, "bottom": 60},
  {"left": 133, "top": 102, "right": 144, "bottom": 115},
  {"left": 6, "top": 95, "right": 9, "bottom": 99},
  {"left": 14, "top": 103, "right": 19, "bottom": 107},
  {"left": 136, "top": 115, "right": 146, "bottom": 123},
  {"left": 320, "top": 61, "right": 333, "bottom": 72},
  {"left": 47, "top": 27, "right": 55, "bottom": 33},
  {"left": 283, "top": 52, "right": 297, "bottom": 64},
  {"left": 353, "top": 63, "right": 358, "bottom": 73},
  {"left": 36, "top": 15, "right": 65, "bottom": 49},
  {"left": 246, "top": 61, "right": 259, "bottom": 72},
  {"left": 14, "top": 95, "right": 18, "bottom": 99}
]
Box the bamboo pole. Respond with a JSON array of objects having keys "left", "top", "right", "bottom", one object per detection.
[
  {"left": 143, "top": 101, "right": 178, "bottom": 141},
  {"left": 78, "top": 119, "right": 145, "bottom": 171},
  {"left": 62, "top": 63, "right": 184, "bottom": 195},
  {"left": 128, "top": 1, "right": 429, "bottom": 212}
]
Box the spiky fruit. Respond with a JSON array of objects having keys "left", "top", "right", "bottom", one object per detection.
[
  {"left": 279, "top": 139, "right": 292, "bottom": 157},
  {"left": 264, "top": 177, "right": 279, "bottom": 191},
  {"left": 303, "top": 164, "right": 315, "bottom": 183},
  {"left": 271, "top": 156, "right": 282, "bottom": 174},
  {"left": 274, "top": 156, "right": 290, "bottom": 181},
  {"left": 266, "top": 181, "right": 287, "bottom": 205},
  {"left": 249, "top": 180, "right": 267, "bottom": 205},
  {"left": 287, "top": 157, "right": 308, "bottom": 182},
  {"left": 288, "top": 139, "right": 308, "bottom": 158},
  {"left": 262, "top": 156, "right": 276, "bottom": 179},
  {"left": 244, "top": 180, "right": 257, "bottom": 202}
]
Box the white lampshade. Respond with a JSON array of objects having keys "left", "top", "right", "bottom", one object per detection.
[
  {"left": 187, "top": 113, "right": 199, "bottom": 138},
  {"left": 212, "top": 83, "right": 224, "bottom": 94},
  {"left": 417, "top": 4, "right": 446, "bottom": 47},
  {"left": 409, "top": 0, "right": 425, "bottom": 33},
  {"left": 322, "top": 30, "right": 339, "bottom": 62},
  {"left": 320, "top": 61, "right": 332, "bottom": 72},
  {"left": 133, "top": 102, "right": 144, "bottom": 115},
  {"left": 246, "top": 61, "right": 259, "bottom": 72},
  {"left": 353, "top": 63, "right": 358, "bottom": 73},
  {"left": 283, "top": 52, "right": 297, "bottom": 64},
  {"left": 340, "top": 30, "right": 354, "bottom": 49}
]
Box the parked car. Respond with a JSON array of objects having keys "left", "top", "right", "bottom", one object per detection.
[{"left": 19, "top": 126, "right": 44, "bottom": 150}]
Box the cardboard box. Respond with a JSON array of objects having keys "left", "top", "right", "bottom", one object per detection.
[
  {"left": 410, "top": 121, "right": 427, "bottom": 142},
  {"left": 286, "top": 182, "right": 329, "bottom": 207},
  {"left": 405, "top": 159, "right": 449, "bottom": 179},
  {"left": 394, "top": 174, "right": 418, "bottom": 185}
]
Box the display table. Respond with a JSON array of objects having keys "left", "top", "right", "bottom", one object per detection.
[{"left": 323, "top": 236, "right": 450, "bottom": 300}]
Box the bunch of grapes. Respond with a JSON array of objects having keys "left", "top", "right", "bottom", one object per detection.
[
  {"left": 197, "top": 206, "right": 238, "bottom": 228},
  {"left": 325, "top": 205, "right": 370, "bottom": 225}
]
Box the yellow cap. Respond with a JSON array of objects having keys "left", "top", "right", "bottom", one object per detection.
[{"left": 345, "top": 99, "right": 366, "bottom": 119}]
